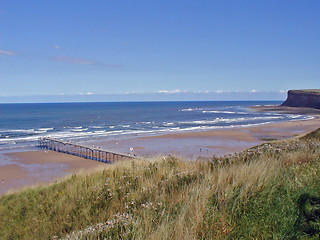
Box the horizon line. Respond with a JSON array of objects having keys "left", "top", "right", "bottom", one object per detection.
[{"left": 0, "top": 99, "right": 284, "bottom": 104}]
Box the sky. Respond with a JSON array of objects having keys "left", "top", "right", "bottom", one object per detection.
[{"left": 0, "top": 0, "right": 319, "bottom": 102}]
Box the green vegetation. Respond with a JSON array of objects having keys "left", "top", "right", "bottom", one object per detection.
[
  {"left": 1, "top": 129, "right": 320, "bottom": 239},
  {"left": 291, "top": 89, "right": 320, "bottom": 95}
]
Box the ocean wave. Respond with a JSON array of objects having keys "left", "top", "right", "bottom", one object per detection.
[
  {"left": 288, "top": 114, "right": 302, "bottom": 119},
  {"left": 202, "top": 110, "right": 249, "bottom": 114},
  {"left": 203, "top": 110, "right": 236, "bottom": 114},
  {"left": 163, "top": 122, "right": 174, "bottom": 126},
  {"left": 0, "top": 135, "right": 40, "bottom": 143},
  {"left": 91, "top": 126, "right": 104, "bottom": 129},
  {"left": 178, "top": 116, "right": 284, "bottom": 125},
  {"left": 93, "top": 130, "right": 106, "bottom": 134},
  {"left": 305, "top": 116, "right": 315, "bottom": 120},
  {"left": 136, "top": 121, "right": 152, "bottom": 124},
  {"left": 72, "top": 128, "right": 88, "bottom": 132},
  {"left": 180, "top": 108, "right": 200, "bottom": 112},
  {"left": 1, "top": 129, "right": 36, "bottom": 133},
  {"left": 288, "top": 115, "right": 314, "bottom": 121},
  {"left": 38, "top": 127, "right": 54, "bottom": 131},
  {"left": 168, "top": 127, "right": 180, "bottom": 131},
  {"left": 0, "top": 128, "right": 49, "bottom": 135}
]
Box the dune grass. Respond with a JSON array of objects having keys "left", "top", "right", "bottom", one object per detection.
[{"left": 0, "top": 129, "right": 320, "bottom": 239}]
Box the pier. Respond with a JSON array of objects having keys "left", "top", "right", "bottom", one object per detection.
[{"left": 38, "top": 137, "right": 136, "bottom": 163}]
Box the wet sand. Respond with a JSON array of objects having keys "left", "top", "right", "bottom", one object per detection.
[
  {"left": 251, "top": 105, "right": 320, "bottom": 115},
  {"left": 1, "top": 112, "right": 319, "bottom": 195},
  {"left": 91, "top": 116, "right": 320, "bottom": 159},
  {"left": 0, "top": 151, "right": 107, "bottom": 195}
]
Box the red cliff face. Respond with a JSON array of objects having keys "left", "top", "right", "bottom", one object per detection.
[{"left": 281, "top": 90, "right": 320, "bottom": 109}]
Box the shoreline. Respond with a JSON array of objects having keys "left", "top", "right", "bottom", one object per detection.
[
  {"left": 1, "top": 106, "right": 319, "bottom": 195},
  {"left": 89, "top": 104, "right": 320, "bottom": 158},
  {"left": 250, "top": 105, "right": 320, "bottom": 115},
  {"left": 91, "top": 115, "right": 320, "bottom": 159}
]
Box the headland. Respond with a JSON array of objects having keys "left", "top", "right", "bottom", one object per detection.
[{"left": 281, "top": 89, "right": 320, "bottom": 109}]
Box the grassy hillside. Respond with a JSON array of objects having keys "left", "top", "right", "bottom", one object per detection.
[{"left": 1, "top": 129, "right": 320, "bottom": 239}]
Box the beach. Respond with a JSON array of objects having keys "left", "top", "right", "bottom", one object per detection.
[
  {"left": 1, "top": 110, "right": 319, "bottom": 195},
  {"left": 0, "top": 151, "right": 106, "bottom": 195},
  {"left": 92, "top": 114, "right": 320, "bottom": 158}
]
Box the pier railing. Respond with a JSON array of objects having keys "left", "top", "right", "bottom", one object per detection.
[{"left": 38, "top": 137, "right": 136, "bottom": 163}]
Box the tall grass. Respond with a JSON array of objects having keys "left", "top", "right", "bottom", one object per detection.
[{"left": 0, "top": 129, "right": 320, "bottom": 239}]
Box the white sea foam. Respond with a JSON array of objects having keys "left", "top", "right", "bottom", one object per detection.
[
  {"left": 288, "top": 115, "right": 302, "bottom": 119},
  {"left": 203, "top": 110, "right": 236, "bottom": 114},
  {"left": 168, "top": 127, "right": 180, "bottom": 131},
  {"left": 180, "top": 107, "right": 251, "bottom": 115},
  {"left": 93, "top": 130, "right": 106, "bottom": 134},
  {"left": 0, "top": 128, "right": 51, "bottom": 135},
  {"left": 91, "top": 126, "right": 104, "bottom": 129},
  {"left": 288, "top": 115, "right": 314, "bottom": 122},
  {"left": 138, "top": 121, "right": 152, "bottom": 124},
  {"left": 35, "top": 130, "right": 48, "bottom": 134},
  {"left": 0, "top": 135, "right": 39, "bottom": 142},
  {"left": 305, "top": 116, "right": 315, "bottom": 120},
  {"left": 72, "top": 128, "right": 88, "bottom": 132},
  {"left": 38, "top": 128, "right": 54, "bottom": 131},
  {"left": 111, "top": 130, "right": 124, "bottom": 133},
  {"left": 178, "top": 116, "right": 284, "bottom": 125},
  {"left": 202, "top": 110, "right": 249, "bottom": 114},
  {"left": 3, "top": 129, "right": 35, "bottom": 133},
  {"left": 179, "top": 108, "right": 198, "bottom": 112}
]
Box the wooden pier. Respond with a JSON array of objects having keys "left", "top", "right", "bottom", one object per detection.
[{"left": 38, "top": 137, "right": 136, "bottom": 163}]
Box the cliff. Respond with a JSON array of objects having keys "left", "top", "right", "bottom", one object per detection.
[{"left": 281, "top": 89, "right": 320, "bottom": 109}]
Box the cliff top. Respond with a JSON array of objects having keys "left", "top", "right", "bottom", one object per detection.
[{"left": 289, "top": 89, "right": 320, "bottom": 95}]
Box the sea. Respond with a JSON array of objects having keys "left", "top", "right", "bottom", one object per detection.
[{"left": 0, "top": 101, "right": 313, "bottom": 153}]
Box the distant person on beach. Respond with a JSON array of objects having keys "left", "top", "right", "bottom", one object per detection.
[{"left": 130, "top": 147, "right": 134, "bottom": 154}]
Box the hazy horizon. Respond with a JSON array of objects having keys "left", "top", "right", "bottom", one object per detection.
[{"left": 0, "top": 90, "right": 286, "bottom": 103}]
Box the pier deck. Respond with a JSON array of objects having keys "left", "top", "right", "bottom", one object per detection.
[{"left": 38, "top": 137, "right": 136, "bottom": 163}]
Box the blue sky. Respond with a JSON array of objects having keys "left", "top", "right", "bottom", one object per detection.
[{"left": 0, "top": 0, "right": 319, "bottom": 102}]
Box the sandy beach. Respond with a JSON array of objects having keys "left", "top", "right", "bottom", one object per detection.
[
  {"left": 0, "top": 151, "right": 107, "bottom": 195},
  {"left": 1, "top": 108, "right": 319, "bottom": 195},
  {"left": 92, "top": 115, "right": 320, "bottom": 159}
]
